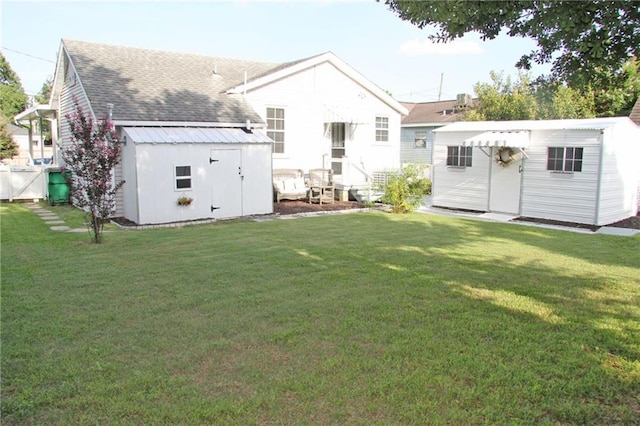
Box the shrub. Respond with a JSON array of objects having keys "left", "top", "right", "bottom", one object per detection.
[{"left": 380, "top": 164, "right": 431, "bottom": 213}]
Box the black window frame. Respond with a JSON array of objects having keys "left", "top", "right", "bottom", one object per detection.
[{"left": 175, "top": 165, "right": 192, "bottom": 190}]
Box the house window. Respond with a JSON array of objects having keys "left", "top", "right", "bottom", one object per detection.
[
  {"left": 267, "top": 107, "right": 285, "bottom": 154},
  {"left": 175, "top": 165, "right": 192, "bottom": 190},
  {"left": 375, "top": 116, "right": 389, "bottom": 142},
  {"left": 414, "top": 131, "right": 427, "bottom": 148},
  {"left": 446, "top": 146, "right": 473, "bottom": 167},
  {"left": 547, "top": 147, "right": 583, "bottom": 172}
]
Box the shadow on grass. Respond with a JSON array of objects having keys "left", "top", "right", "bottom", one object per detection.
[{"left": 2, "top": 205, "right": 639, "bottom": 423}]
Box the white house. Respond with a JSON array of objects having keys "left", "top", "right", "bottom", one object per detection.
[
  {"left": 39, "top": 39, "right": 405, "bottom": 225},
  {"left": 432, "top": 118, "right": 640, "bottom": 226}
]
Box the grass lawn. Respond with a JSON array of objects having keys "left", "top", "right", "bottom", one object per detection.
[{"left": 2, "top": 203, "right": 639, "bottom": 424}]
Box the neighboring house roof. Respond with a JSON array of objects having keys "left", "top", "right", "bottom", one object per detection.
[
  {"left": 6, "top": 123, "right": 28, "bottom": 136},
  {"left": 630, "top": 97, "right": 640, "bottom": 125},
  {"left": 56, "top": 40, "right": 406, "bottom": 125},
  {"left": 400, "top": 98, "right": 471, "bottom": 126}
]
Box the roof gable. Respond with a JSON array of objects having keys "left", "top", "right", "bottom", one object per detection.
[
  {"left": 60, "top": 40, "right": 281, "bottom": 124},
  {"left": 227, "top": 51, "right": 408, "bottom": 115}
]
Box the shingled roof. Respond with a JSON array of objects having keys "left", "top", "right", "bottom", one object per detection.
[
  {"left": 400, "top": 99, "right": 471, "bottom": 125},
  {"left": 630, "top": 97, "right": 640, "bottom": 126},
  {"left": 62, "top": 39, "right": 299, "bottom": 124}
]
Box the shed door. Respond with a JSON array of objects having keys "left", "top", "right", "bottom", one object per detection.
[
  {"left": 210, "top": 149, "right": 243, "bottom": 219},
  {"left": 489, "top": 148, "right": 522, "bottom": 214}
]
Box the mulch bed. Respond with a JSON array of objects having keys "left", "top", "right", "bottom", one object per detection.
[
  {"left": 273, "top": 200, "right": 365, "bottom": 215},
  {"left": 607, "top": 213, "right": 640, "bottom": 229}
]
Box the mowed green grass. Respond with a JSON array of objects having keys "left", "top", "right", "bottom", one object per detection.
[{"left": 2, "top": 203, "right": 639, "bottom": 424}]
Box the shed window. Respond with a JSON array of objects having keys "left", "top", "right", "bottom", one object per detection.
[
  {"left": 375, "top": 116, "right": 389, "bottom": 142},
  {"left": 547, "top": 147, "right": 583, "bottom": 172},
  {"left": 267, "top": 107, "right": 285, "bottom": 154},
  {"left": 446, "top": 146, "right": 472, "bottom": 167},
  {"left": 414, "top": 131, "right": 427, "bottom": 149},
  {"left": 175, "top": 165, "right": 192, "bottom": 190}
]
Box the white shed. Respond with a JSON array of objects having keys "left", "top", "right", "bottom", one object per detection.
[
  {"left": 432, "top": 118, "right": 640, "bottom": 226},
  {"left": 121, "top": 127, "right": 273, "bottom": 225}
]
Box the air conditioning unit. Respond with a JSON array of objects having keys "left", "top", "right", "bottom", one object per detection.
[{"left": 456, "top": 93, "right": 472, "bottom": 107}]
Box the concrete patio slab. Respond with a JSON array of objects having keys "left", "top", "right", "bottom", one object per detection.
[{"left": 596, "top": 227, "right": 640, "bottom": 236}]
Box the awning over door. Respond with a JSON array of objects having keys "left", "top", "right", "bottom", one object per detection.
[
  {"left": 323, "top": 105, "right": 369, "bottom": 124},
  {"left": 123, "top": 127, "right": 273, "bottom": 144},
  {"left": 463, "top": 130, "right": 530, "bottom": 148}
]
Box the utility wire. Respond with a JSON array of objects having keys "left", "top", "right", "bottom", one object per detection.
[{"left": 1, "top": 46, "right": 55, "bottom": 63}]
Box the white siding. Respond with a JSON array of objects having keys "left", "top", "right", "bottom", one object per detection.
[
  {"left": 432, "top": 132, "right": 489, "bottom": 211},
  {"left": 596, "top": 122, "right": 640, "bottom": 224},
  {"left": 57, "top": 62, "right": 92, "bottom": 150},
  {"left": 520, "top": 130, "right": 601, "bottom": 224},
  {"left": 244, "top": 61, "right": 402, "bottom": 181},
  {"left": 120, "top": 132, "right": 138, "bottom": 222}
]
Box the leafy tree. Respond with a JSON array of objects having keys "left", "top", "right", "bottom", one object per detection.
[
  {"left": 468, "top": 70, "right": 598, "bottom": 120},
  {"left": 61, "top": 99, "right": 124, "bottom": 243},
  {"left": 535, "top": 82, "right": 596, "bottom": 120},
  {"left": 466, "top": 71, "right": 537, "bottom": 121},
  {"left": 578, "top": 58, "right": 640, "bottom": 117},
  {"left": 0, "top": 117, "right": 19, "bottom": 160},
  {"left": 380, "top": 164, "right": 431, "bottom": 213},
  {"left": 383, "top": 1, "right": 640, "bottom": 86},
  {"left": 34, "top": 76, "right": 53, "bottom": 105},
  {"left": 34, "top": 77, "right": 54, "bottom": 143},
  {"left": 0, "top": 53, "right": 28, "bottom": 119}
]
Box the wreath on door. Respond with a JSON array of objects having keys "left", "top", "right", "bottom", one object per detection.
[{"left": 495, "top": 147, "right": 516, "bottom": 167}]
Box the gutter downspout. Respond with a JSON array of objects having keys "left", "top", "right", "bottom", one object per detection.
[{"left": 594, "top": 130, "right": 605, "bottom": 225}]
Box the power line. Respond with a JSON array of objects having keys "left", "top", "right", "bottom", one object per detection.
[{"left": 1, "top": 46, "right": 55, "bottom": 63}]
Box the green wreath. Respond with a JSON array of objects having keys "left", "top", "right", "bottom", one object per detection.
[{"left": 495, "top": 147, "right": 516, "bottom": 167}]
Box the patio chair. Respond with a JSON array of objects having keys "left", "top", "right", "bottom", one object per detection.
[{"left": 308, "top": 168, "right": 334, "bottom": 204}]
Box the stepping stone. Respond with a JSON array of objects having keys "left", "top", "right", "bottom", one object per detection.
[
  {"left": 45, "top": 220, "right": 65, "bottom": 225},
  {"left": 40, "top": 215, "right": 60, "bottom": 221},
  {"left": 68, "top": 228, "right": 87, "bottom": 233},
  {"left": 50, "top": 226, "right": 71, "bottom": 231}
]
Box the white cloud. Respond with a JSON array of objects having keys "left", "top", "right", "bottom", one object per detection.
[{"left": 400, "top": 38, "right": 484, "bottom": 56}]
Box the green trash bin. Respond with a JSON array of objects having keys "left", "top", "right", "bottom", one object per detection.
[{"left": 46, "top": 168, "right": 71, "bottom": 205}]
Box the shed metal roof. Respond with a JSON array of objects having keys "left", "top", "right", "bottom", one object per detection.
[
  {"left": 123, "top": 127, "right": 273, "bottom": 144},
  {"left": 434, "top": 117, "right": 633, "bottom": 133}
]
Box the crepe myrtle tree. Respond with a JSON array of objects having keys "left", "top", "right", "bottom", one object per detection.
[{"left": 61, "top": 99, "right": 124, "bottom": 243}]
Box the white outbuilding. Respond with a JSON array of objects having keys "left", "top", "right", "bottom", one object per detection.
[{"left": 432, "top": 118, "right": 640, "bottom": 226}]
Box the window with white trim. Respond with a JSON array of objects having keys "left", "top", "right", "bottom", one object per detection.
[
  {"left": 375, "top": 116, "right": 389, "bottom": 142},
  {"left": 267, "top": 107, "right": 285, "bottom": 154},
  {"left": 446, "top": 146, "right": 473, "bottom": 167},
  {"left": 414, "top": 131, "right": 427, "bottom": 148},
  {"left": 175, "top": 165, "right": 192, "bottom": 190},
  {"left": 547, "top": 147, "right": 583, "bottom": 172}
]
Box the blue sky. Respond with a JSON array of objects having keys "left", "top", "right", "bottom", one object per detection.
[{"left": 1, "top": 0, "right": 549, "bottom": 104}]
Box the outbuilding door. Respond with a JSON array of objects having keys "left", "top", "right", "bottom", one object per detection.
[
  {"left": 210, "top": 149, "right": 243, "bottom": 219},
  {"left": 489, "top": 148, "right": 522, "bottom": 214}
]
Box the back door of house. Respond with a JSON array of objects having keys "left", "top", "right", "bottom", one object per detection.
[
  {"left": 331, "top": 122, "right": 346, "bottom": 176},
  {"left": 489, "top": 148, "right": 522, "bottom": 214},
  {"left": 210, "top": 149, "right": 242, "bottom": 219}
]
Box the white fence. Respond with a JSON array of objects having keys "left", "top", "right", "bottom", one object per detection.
[{"left": 0, "top": 166, "right": 47, "bottom": 201}]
